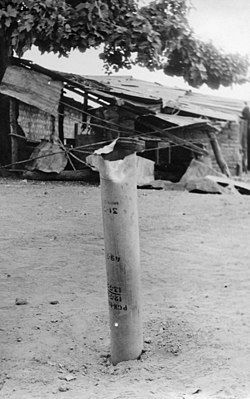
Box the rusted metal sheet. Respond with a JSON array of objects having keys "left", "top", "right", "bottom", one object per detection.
[{"left": 0, "top": 65, "right": 63, "bottom": 116}]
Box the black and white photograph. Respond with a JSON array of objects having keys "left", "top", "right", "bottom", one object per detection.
[{"left": 0, "top": 1, "right": 250, "bottom": 398}]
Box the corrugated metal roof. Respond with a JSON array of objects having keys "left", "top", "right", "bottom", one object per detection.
[
  {"left": 86, "top": 75, "right": 170, "bottom": 103},
  {"left": 6, "top": 59, "right": 245, "bottom": 122},
  {"left": 154, "top": 113, "right": 207, "bottom": 127},
  {"left": 85, "top": 75, "right": 244, "bottom": 121},
  {"left": 9, "top": 59, "right": 161, "bottom": 111}
]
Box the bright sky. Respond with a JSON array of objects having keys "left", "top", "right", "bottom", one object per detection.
[{"left": 25, "top": 0, "right": 250, "bottom": 100}]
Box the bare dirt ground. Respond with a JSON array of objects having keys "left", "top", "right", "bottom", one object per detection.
[{"left": 1, "top": 178, "right": 250, "bottom": 399}]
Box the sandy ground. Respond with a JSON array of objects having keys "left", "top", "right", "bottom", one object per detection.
[{"left": 0, "top": 178, "right": 250, "bottom": 399}]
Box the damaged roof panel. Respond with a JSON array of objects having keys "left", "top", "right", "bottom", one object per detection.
[
  {"left": 0, "top": 65, "right": 63, "bottom": 116},
  {"left": 172, "top": 102, "right": 238, "bottom": 122},
  {"left": 3, "top": 59, "right": 245, "bottom": 123},
  {"left": 86, "top": 75, "right": 244, "bottom": 121},
  {"left": 86, "top": 75, "right": 169, "bottom": 103},
  {"left": 154, "top": 112, "right": 208, "bottom": 127}
]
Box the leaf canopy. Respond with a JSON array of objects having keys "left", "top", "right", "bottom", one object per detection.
[{"left": 0, "top": 0, "right": 248, "bottom": 88}]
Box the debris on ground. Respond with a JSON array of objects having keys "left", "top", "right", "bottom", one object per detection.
[
  {"left": 58, "top": 385, "right": 69, "bottom": 392},
  {"left": 139, "top": 159, "right": 249, "bottom": 195},
  {"left": 186, "top": 177, "right": 226, "bottom": 194},
  {"left": 58, "top": 375, "right": 77, "bottom": 382},
  {"left": 180, "top": 159, "right": 223, "bottom": 184},
  {"left": 207, "top": 175, "right": 250, "bottom": 195},
  {"left": 15, "top": 298, "right": 28, "bottom": 305},
  {"left": 49, "top": 300, "right": 59, "bottom": 305}
]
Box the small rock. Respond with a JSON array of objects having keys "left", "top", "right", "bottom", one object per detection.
[
  {"left": 15, "top": 298, "right": 28, "bottom": 305},
  {"left": 58, "top": 385, "right": 69, "bottom": 392},
  {"left": 171, "top": 346, "right": 180, "bottom": 356},
  {"left": 65, "top": 375, "right": 76, "bottom": 382},
  {"left": 144, "top": 337, "right": 152, "bottom": 344},
  {"left": 47, "top": 361, "right": 55, "bottom": 366},
  {"left": 58, "top": 374, "right": 76, "bottom": 382},
  {"left": 82, "top": 364, "right": 87, "bottom": 371},
  {"left": 68, "top": 367, "right": 78, "bottom": 373},
  {"left": 100, "top": 353, "right": 109, "bottom": 358},
  {"left": 192, "top": 388, "right": 202, "bottom": 394},
  {"left": 49, "top": 300, "right": 59, "bottom": 305},
  {"left": 16, "top": 337, "right": 22, "bottom": 342}
]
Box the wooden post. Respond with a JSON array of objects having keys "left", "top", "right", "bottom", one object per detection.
[
  {"left": 90, "top": 139, "right": 144, "bottom": 365},
  {"left": 207, "top": 131, "right": 231, "bottom": 177},
  {"left": 155, "top": 146, "right": 160, "bottom": 165},
  {"left": 9, "top": 99, "right": 19, "bottom": 169},
  {"left": 58, "top": 100, "right": 64, "bottom": 142},
  {"left": 50, "top": 115, "right": 56, "bottom": 141},
  {"left": 83, "top": 93, "right": 88, "bottom": 117}
]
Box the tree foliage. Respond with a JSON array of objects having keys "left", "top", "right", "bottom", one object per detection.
[{"left": 0, "top": 0, "right": 248, "bottom": 89}]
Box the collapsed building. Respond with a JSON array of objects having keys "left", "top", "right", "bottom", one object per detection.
[{"left": 0, "top": 58, "right": 248, "bottom": 182}]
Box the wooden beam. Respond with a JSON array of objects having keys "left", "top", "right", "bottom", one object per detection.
[
  {"left": 64, "top": 84, "right": 111, "bottom": 106},
  {"left": 9, "top": 99, "right": 19, "bottom": 169},
  {"left": 139, "top": 120, "right": 209, "bottom": 156},
  {"left": 58, "top": 99, "right": 64, "bottom": 142},
  {"left": 207, "top": 131, "right": 231, "bottom": 177},
  {"left": 50, "top": 115, "right": 56, "bottom": 140}
]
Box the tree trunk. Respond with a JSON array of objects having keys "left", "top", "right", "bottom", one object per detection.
[
  {"left": 0, "top": 30, "right": 10, "bottom": 83},
  {"left": 0, "top": 30, "right": 11, "bottom": 166}
]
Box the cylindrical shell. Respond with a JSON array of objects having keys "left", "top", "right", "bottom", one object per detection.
[{"left": 98, "top": 153, "right": 143, "bottom": 365}]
